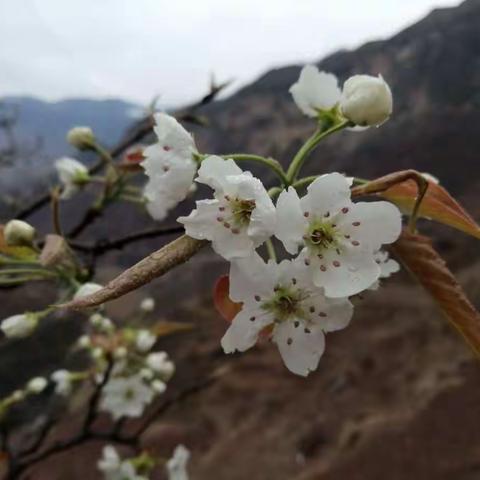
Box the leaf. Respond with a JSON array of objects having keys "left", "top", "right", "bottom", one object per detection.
[
  {"left": 213, "top": 275, "right": 242, "bottom": 322},
  {"left": 60, "top": 235, "right": 207, "bottom": 310},
  {"left": 392, "top": 229, "right": 480, "bottom": 357},
  {"left": 352, "top": 170, "right": 480, "bottom": 239}
]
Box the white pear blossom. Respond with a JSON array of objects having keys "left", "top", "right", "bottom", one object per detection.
[
  {"left": 51, "top": 369, "right": 73, "bottom": 396},
  {"left": 98, "top": 446, "right": 148, "bottom": 480},
  {"left": 275, "top": 173, "right": 402, "bottom": 298},
  {"left": 151, "top": 379, "right": 167, "bottom": 394},
  {"left": 1, "top": 313, "right": 38, "bottom": 338},
  {"left": 66, "top": 126, "right": 95, "bottom": 150},
  {"left": 140, "top": 297, "right": 155, "bottom": 312},
  {"left": 178, "top": 156, "right": 276, "bottom": 260},
  {"left": 74, "top": 282, "right": 103, "bottom": 300},
  {"left": 167, "top": 445, "right": 190, "bottom": 480},
  {"left": 4, "top": 220, "right": 36, "bottom": 247},
  {"left": 100, "top": 374, "right": 154, "bottom": 420},
  {"left": 289, "top": 65, "right": 341, "bottom": 117},
  {"left": 369, "top": 250, "right": 401, "bottom": 290},
  {"left": 142, "top": 113, "right": 197, "bottom": 221},
  {"left": 340, "top": 74, "right": 393, "bottom": 126},
  {"left": 55, "top": 157, "right": 90, "bottom": 199},
  {"left": 146, "top": 352, "right": 175, "bottom": 380},
  {"left": 221, "top": 254, "right": 353, "bottom": 376},
  {"left": 27, "top": 377, "right": 47, "bottom": 394},
  {"left": 136, "top": 329, "right": 157, "bottom": 353}
]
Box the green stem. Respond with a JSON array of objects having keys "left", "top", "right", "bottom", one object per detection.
[
  {"left": 265, "top": 239, "right": 277, "bottom": 262},
  {"left": 0, "top": 268, "right": 57, "bottom": 277},
  {"left": 286, "top": 120, "right": 350, "bottom": 183}
]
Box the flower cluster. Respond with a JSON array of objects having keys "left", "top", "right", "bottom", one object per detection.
[{"left": 137, "top": 65, "right": 402, "bottom": 376}]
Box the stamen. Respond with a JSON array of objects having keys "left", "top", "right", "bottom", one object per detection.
[
  {"left": 309, "top": 306, "right": 315, "bottom": 313},
  {"left": 324, "top": 212, "right": 330, "bottom": 218},
  {"left": 303, "top": 211, "right": 310, "bottom": 218},
  {"left": 320, "top": 265, "right": 327, "bottom": 272},
  {"left": 304, "top": 259, "right": 310, "bottom": 266},
  {"left": 287, "top": 338, "right": 293, "bottom": 345},
  {"left": 333, "top": 260, "right": 341, "bottom": 267},
  {"left": 291, "top": 278, "right": 297, "bottom": 285},
  {"left": 224, "top": 195, "right": 230, "bottom": 201},
  {"left": 342, "top": 207, "right": 349, "bottom": 214},
  {"left": 216, "top": 216, "right": 224, "bottom": 222},
  {"left": 162, "top": 165, "right": 170, "bottom": 172},
  {"left": 294, "top": 321, "right": 300, "bottom": 328},
  {"left": 223, "top": 222, "right": 231, "bottom": 229},
  {"left": 317, "top": 254, "right": 323, "bottom": 259},
  {"left": 254, "top": 295, "right": 261, "bottom": 302},
  {"left": 304, "top": 328, "right": 311, "bottom": 334},
  {"left": 231, "top": 228, "right": 240, "bottom": 234},
  {"left": 344, "top": 234, "right": 350, "bottom": 239},
  {"left": 219, "top": 206, "right": 225, "bottom": 212},
  {"left": 319, "top": 312, "right": 327, "bottom": 317},
  {"left": 352, "top": 240, "right": 360, "bottom": 246},
  {"left": 352, "top": 221, "right": 361, "bottom": 226},
  {"left": 163, "top": 145, "right": 171, "bottom": 151},
  {"left": 250, "top": 316, "right": 256, "bottom": 322}
]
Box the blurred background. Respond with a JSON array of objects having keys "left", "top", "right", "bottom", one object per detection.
[{"left": 1, "top": 0, "right": 480, "bottom": 478}]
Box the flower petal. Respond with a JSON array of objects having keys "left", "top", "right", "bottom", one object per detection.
[
  {"left": 303, "top": 173, "right": 353, "bottom": 218},
  {"left": 273, "top": 319, "right": 325, "bottom": 376},
  {"left": 289, "top": 65, "right": 341, "bottom": 117},
  {"left": 305, "top": 295, "right": 354, "bottom": 332},
  {"left": 196, "top": 155, "right": 243, "bottom": 192},
  {"left": 177, "top": 199, "right": 220, "bottom": 240},
  {"left": 221, "top": 308, "right": 273, "bottom": 353},
  {"left": 339, "top": 201, "right": 402, "bottom": 251},
  {"left": 275, "top": 187, "right": 307, "bottom": 254}
]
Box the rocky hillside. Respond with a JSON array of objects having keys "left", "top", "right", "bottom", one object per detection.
[{"left": 2, "top": 1, "right": 480, "bottom": 479}]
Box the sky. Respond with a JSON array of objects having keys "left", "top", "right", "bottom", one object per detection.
[{"left": 0, "top": 0, "right": 461, "bottom": 108}]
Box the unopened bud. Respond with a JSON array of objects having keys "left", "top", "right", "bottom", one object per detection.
[
  {"left": 4, "top": 220, "right": 36, "bottom": 247},
  {"left": 1, "top": 313, "right": 38, "bottom": 338},
  {"left": 27, "top": 377, "right": 48, "bottom": 394},
  {"left": 66, "top": 126, "right": 96, "bottom": 150},
  {"left": 340, "top": 74, "right": 392, "bottom": 126}
]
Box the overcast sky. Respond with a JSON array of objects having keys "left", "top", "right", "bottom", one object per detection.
[{"left": 0, "top": 0, "right": 460, "bottom": 107}]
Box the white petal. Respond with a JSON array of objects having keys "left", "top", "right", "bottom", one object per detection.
[
  {"left": 309, "top": 247, "right": 380, "bottom": 298},
  {"left": 229, "top": 253, "right": 275, "bottom": 303},
  {"left": 221, "top": 308, "right": 272, "bottom": 353},
  {"left": 177, "top": 199, "right": 220, "bottom": 240},
  {"left": 289, "top": 65, "right": 341, "bottom": 117},
  {"left": 152, "top": 112, "right": 195, "bottom": 156},
  {"left": 275, "top": 187, "right": 307, "bottom": 254},
  {"left": 273, "top": 320, "right": 325, "bottom": 376},
  {"left": 305, "top": 295, "right": 354, "bottom": 332},
  {"left": 196, "top": 155, "right": 243, "bottom": 192},
  {"left": 339, "top": 201, "right": 402, "bottom": 251},
  {"left": 303, "top": 173, "right": 353, "bottom": 218}
]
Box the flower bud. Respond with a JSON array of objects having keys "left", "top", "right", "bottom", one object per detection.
[
  {"left": 66, "top": 126, "right": 96, "bottom": 150},
  {"left": 140, "top": 297, "right": 155, "bottom": 313},
  {"left": 136, "top": 329, "right": 156, "bottom": 353},
  {"left": 1, "top": 313, "right": 38, "bottom": 338},
  {"left": 151, "top": 379, "right": 166, "bottom": 394},
  {"left": 27, "top": 377, "right": 48, "bottom": 394},
  {"left": 146, "top": 352, "right": 175, "bottom": 380},
  {"left": 340, "top": 74, "right": 392, "bottom": 126},
  {"left": 51, "top": 369, "right": 72, "bottom": 396},
  {"left": 74, "top": 282, "right": 103, "bottom": 300},
  {"left": 4, "top": 220, "right": 36, "bottom": 247},
  {"left": 78, "top": 335, "right": 92, "bottom": 349},
  {"left": 114, "top": 346, "right": 127, "bottom": 359}
]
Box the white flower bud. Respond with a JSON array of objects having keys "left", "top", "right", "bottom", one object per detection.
[
  {"left": 146, "top": 352, "right": 175, "bottom": 380},
  {"left": 1, "top": 314, "right": 38, "bottom": 338},
  {"left": 78, "top": 335, "right": 92, "bottom": 349},
  {"left": 140, "top": 368, "right": 154, "bottom": 381},
  {"left": 151, "top": 379, "right": 166, "bottom": 394},
  {"left": 74, "top": 282, "right": 103, "bottom": 300},
  {"left": 11, "top": 390, "right": 25, "bottom": 402},
  {"left": 66, "top": 126, "right": 95, "bottom": 150},
  {"left": 340, "top": 74, "right": 392, "bottom": 126},
  {"left": 4, "top": 220, "right": 36, "bottom": 247},
  {"left": 140, "top": 297, "right": 155, "bottom": 313},
  {"left": 55, "top": 157, "right": 90, "bottom": 199},
  {"left": 89, "top": 313, "right": 104, "bottom": 326},
  {"left": 92, "top": 347, "right": 104, "bottom": 360},
  {"left": 135, "top": 329, "right": 156, "bottom": 353},
  {"left": 27, "top": 377, "right": 48, "bottom": 394},
  {"left": 51, "top": 369, "right": 72, "bottom": 396}
]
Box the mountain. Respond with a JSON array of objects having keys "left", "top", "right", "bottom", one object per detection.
[{"left": 2, "top": 2, "right": 480, "bottom": 479}]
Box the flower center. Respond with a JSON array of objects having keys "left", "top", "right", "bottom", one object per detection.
[
  {"left": 262, "top": 285, "right": 307, "bottom": 322},
  {"left": 305, "top": 220, "right": 338, "bottom": 252},
  {"left": 229, "top": 198, "right": 256, "bottom": 227},
  {"left": 124, "top": 388, "right": 135, "bottom": 400}
]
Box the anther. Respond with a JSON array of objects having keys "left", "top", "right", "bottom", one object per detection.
[
  {"left": 287, "top": 338, "right": 293, "bottom": 345},
  {"left": 303, "top": 212, "right": 310, "bottom": 217},
  {"left": 342, "top": 207, "right": 349, "bottom": 214},
  {"left": 250, "top": 316, "right": 256, "bottom": 322},
  {"left": 319, "top": 312, "right": 327, "bottom": 317},
  {"left": 352, "top": 240, "right": 360, "bottom": 246},
  {"left": 320, "top": 265, "right": 327, "bottom": 272},
  {"left": 254, "top": 295, "right": 261, "bottom": 302},
  {"left": 352, "top": 221, "right": 361, "bottom": 226},
  {"left": 333, "top": 260, "right": 341, "bottom": 267}
]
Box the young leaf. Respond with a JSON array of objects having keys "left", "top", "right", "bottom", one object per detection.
[
  {"left": 392, "top": 229, "right": 480, "bottom": 357},
  {"left": 213, "top": 275, "right": 242, "bottom": 322}
]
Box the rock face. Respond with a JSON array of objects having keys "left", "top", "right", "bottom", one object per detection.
[{"left": 2, "top": 2, "right": 480, "bottom": 479}]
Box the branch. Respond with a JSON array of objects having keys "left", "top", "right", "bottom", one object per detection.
[
  {"left": 69, "top": 226, "right": 184, "bottom": 256},
  {"left": 60, "top": 235, "right": 207, "bottom": 310}
]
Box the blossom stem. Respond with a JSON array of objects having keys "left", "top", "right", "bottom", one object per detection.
[
  {"left": 0, "top": 268, "right": 56, "bottom": 277},
  {"left": 265, "top": 239, "right": 277, "bottom": 262},
  {"left": 286, "top": 120, "right": 350, "bottom": 183}
]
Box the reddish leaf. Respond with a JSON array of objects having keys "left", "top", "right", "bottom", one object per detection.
[
  {"left": 213, "top": 275, "right": 241, "bottom": 322},
  {"left": 382, "top": 179, "right": 480, "bottom": 239},
  {"left": 392, "top": 229, "right": 480, "bottom": 357}
]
